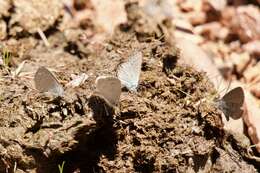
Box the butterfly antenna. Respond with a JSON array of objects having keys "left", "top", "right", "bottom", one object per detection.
[
  {"left": 225, "top": 80, "right": 232, "bottom": 93},
  {"left": 217, "top": 79, "right": 231, "bottom": 97},
  {"left": 215, "top": 75, "right": 223, "bottom": 92},
  {"left": 218, "top": 80, "right": 226, "bottom": 95},
  {"left": 206, "top": 73, "right": 224, "bottom": 93}
]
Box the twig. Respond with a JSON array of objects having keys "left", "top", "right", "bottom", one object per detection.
[{"left": 37, "top": 28, "right": 50, "bottom": 47}]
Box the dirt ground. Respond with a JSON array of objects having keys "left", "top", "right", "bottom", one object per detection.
[{"left": 0, "top": 0, "right": 259, "bottom": 173}]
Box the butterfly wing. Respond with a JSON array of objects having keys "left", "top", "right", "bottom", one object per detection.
[
  {"left": 34, "top": 67, "right": 64, "bottom": 96},
  {"left": 219, "top": 87, "right": 244, "bottom": 120},
  {"left": 95, "top": 76, "right": 121, "bottom": 106},
  {"left": 117, "top": 51, "right": 142, "bottom": 91}
]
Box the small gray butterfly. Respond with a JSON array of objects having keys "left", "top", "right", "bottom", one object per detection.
[
  {"left": 95, "top": 76, "right": 121, "bottom": 106},
  {"left": 117, "top": 51, "right": 142, "bottom": 92},
  {"left": 34, "top": 66, "right": 64, "bottom": 96},
  {"left": 216, "top": 87, "right": 245, "bottom": 121}
]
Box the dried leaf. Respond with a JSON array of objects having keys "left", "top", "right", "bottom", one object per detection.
[{"left": 66, "top": 73, "right": 89, "bottom": 88}]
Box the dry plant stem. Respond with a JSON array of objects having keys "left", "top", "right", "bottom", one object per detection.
[{"left": 37, "top": 27, "right": 50, "bottom": 47}]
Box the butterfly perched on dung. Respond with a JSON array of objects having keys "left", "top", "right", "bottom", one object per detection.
[
  {"left": 117, "top": 51, "right": 142, "bottom": 92},
  {"left": 34, "top": 50, "right": 143, "bottom": 104},
  {"left": 216, "top": 87, "right": 245, "bottom": 121},
  {"left": 91, "top": 51, "right": 142, "bottom": 106},
  {"left": 94, "top": 76, "right": 121, "bottom": 106},
  {"left": 34, "top": 66, "right": 64, "bottom": 96}
]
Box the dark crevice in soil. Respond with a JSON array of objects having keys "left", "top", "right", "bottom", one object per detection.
[
  {"left": 53, "top": 124, "right": 118, "bottom": 173},
  {"left": 25, "top": 116, "right": 44, "bottom": 134},
  {"left": 64, "top": 41, "right": 88, "bottom": 59}
]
